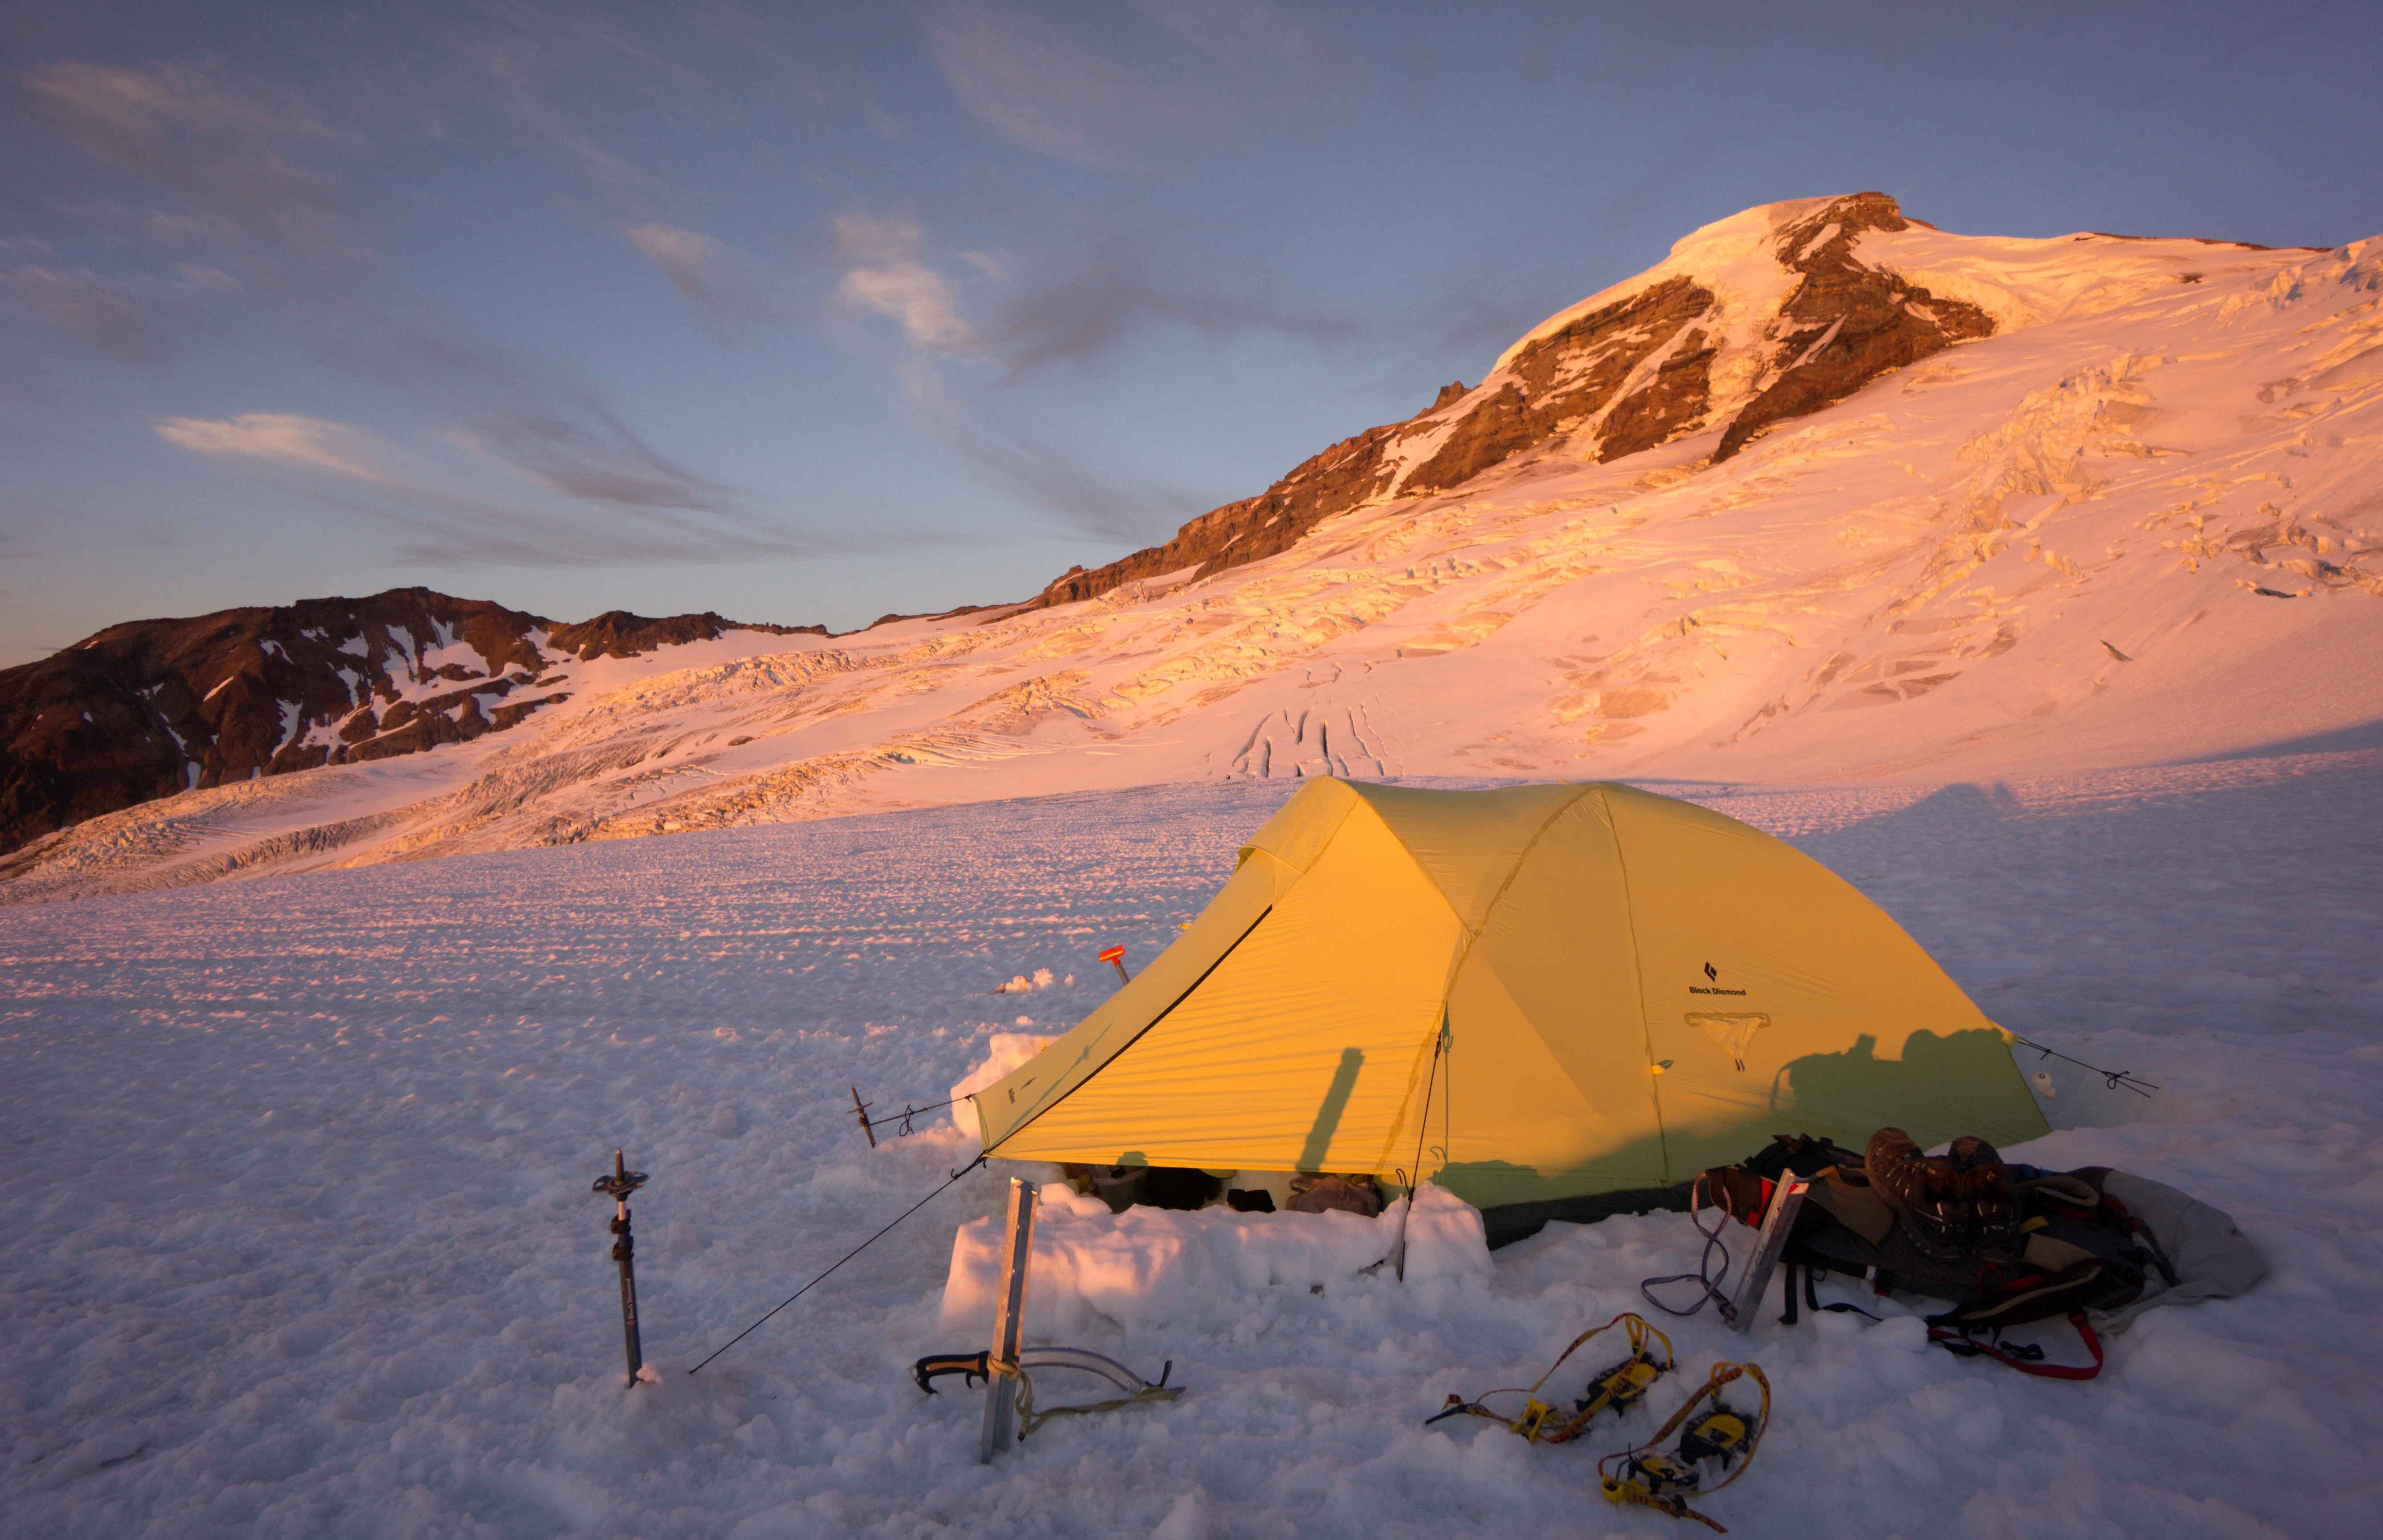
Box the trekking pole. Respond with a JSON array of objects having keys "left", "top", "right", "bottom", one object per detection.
[
  {"left": 592, "top": 1149, "right": 650, "bottom": 1387},
  {"left": 1100, "top": 945, "right": 1132, "bottom": 985}
]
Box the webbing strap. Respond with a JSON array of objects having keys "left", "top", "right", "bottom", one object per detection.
[
  {"left": 1928, "top": 1311, "right": 2105, "bottom": 1381},
  {"left": 1425, "top": 1312, "right": 1673, "bottom": 1444},
  {"left": 1597, "top": 1360, "right": 1771, "bottom": 1531}
]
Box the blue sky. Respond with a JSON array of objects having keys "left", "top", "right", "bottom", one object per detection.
[{"left": 4, "top": 1, "right": 2379, "bottom": 665}]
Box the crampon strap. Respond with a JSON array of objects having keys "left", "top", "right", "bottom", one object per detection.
[
  {"left": 1597, "top": 1361, "right": 1771, "bottom": 1534},
  {"left": 1927, "top": 1311, "right": 2105, "bottom": 1381},
  {"left": 1426, "top": 1311, "right": 1674, "bottom": 1444}
]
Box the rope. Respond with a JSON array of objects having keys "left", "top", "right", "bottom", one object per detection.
[
  {"left": 688, "top": 1154, "right": 988, "bottom": 1375},
  {"left": 2010, "top": 1034, "right": 2158, "bottom": 1097},
  {"left": 861, "top": 1096, "right": 962, "bottom": 1134},
  {"left": 993, "top": 1357, "right": 1183, "bottom": 1439},
  {"left": 1638, "top": 1176, "right": 1737, "bottom": 1323}
]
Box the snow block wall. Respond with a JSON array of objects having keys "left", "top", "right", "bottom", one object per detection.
[{"left": 940, "top": 1182, "right": 1492, "bottom": 1339}]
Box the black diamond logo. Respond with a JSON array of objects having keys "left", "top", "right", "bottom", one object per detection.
[{"left": 1703, "top": 961, "right": 1718, "bottom": 981}]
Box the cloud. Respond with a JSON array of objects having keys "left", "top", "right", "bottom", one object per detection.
[
  {"left": 920, "top": 0, "right": 1321, "bottom": 169},
  {"left": 0, "top": 263, "right": 236, "bottom": 366},
  {"left": 155, "top": 409, "right": 832, "bottom": 568},
  {"left": 156, "top": 413, "right": 397, "bottom": 482},
  {"left": 826, "top": 205, "right": 1359, "bottom": 379},
  {"left": 625, "top": 223, "right": 776, "bottom": 327},
  {"left": 453, "top": 409, "right": 735, "bottom": 513},
  {"left": 950, "top": 423, "right": 1207, "bottom": 541},
  {"left": 983, "top": 235, "right": 1356, "bottom": 375},
  {"left": 835, "top": 213, "right": 973, "bottom": 351},
  {"left": 1137, "top": 0, "right": 1328, "bottom": 71},
  {"left": 921, "top": 2, "right": 1217, "bottom": 169},
  {"left": 881, "top": 357, "right": 1204, "bottom": 542},
  {"left": 22, "top": 61, "right": 359, "bottom": 257}
]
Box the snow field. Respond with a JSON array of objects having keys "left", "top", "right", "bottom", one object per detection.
[{"left": 2, "top": 757, "right": 2380, "bottom": 1538}]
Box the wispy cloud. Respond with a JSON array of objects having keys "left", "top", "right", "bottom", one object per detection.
[
  {"left": 0, "top": 262, "right": 238, "bottom": 365},
  {"left": 451, "top": 409, "right": 735, "bottom": 513},
  {"left": 920, "top": 0, "right": 1322, "bottom": 169},
  {"left": 155, "top": 408, "right": 833, "bottom": 568},
  {"left": 948, "top": 420, "right": 1207, "bottom": 541},
  {"left": 922, "top": 2, "right": 1216, "bottom": 169},
  {"left": 879, "top": 352, "right": 1205, "bottom": 542},
  {"left": 22, "top": 61, "right": 360, "bottom": 258},
  {"left": 625, "top": 222, "right": 776, "bottom": 328},
  {"left": 156, "top": 412, "right": 398, "bottom": 482},
  {"left": 984, "top": 235, "right": 1355, "bottom": 375},
  {"left": 835, "top": 213, "right": 974, "bottom": 352}
]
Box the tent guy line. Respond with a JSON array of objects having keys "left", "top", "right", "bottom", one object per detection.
[{"left": 687, "top": 1154, "right": 989, "bottom": 1377}]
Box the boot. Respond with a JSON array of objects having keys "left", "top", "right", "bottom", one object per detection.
[
  {"left": 1864, "top": 1126, "right": 1967, "bottom": 1260},
  {"left": 1949, "top": 1134, "right": 2021, "bottom": 1261}
]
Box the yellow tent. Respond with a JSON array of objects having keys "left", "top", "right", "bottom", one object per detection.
[{"left": 972, "top": 779, "right": 2047, "bottom": 1218}]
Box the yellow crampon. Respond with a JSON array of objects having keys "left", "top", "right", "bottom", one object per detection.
[
  {"left": 1427, "top": 1312, "right": 1674, "bottom": 1445},
  {"left": 1597, "top": 1362, "right": 1770, "bottom": 1534}
]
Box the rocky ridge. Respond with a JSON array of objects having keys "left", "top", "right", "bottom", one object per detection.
[
  {"left": 0, "top": 590, "right": 819, "bottom": 853},
  {"left": 1029, "top": 194, "right": 2053, "bottom": 611}
]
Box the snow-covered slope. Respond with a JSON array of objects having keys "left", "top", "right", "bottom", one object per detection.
[
  {"left": 7, "top": 197, "right": 2380, "bottom": 904},
  {"left": 4, "top": 757, "right": 2378, "bottom": 1536}
]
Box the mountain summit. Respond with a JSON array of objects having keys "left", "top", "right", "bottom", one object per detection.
[
  {"left": 6, "top": 196, "right": 2379, "bottom": 901},
  {"left": 1028, "top": 193, "right": 2199, "bottom": 609}
]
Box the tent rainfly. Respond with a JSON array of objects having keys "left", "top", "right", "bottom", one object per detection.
[{"left": 969, "top": 779, "right": 2048, "bottom": 1230}]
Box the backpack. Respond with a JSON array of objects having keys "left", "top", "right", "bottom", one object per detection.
[{"left": 1701, "top": 1136, "right": 2180, "bottom": 1379}]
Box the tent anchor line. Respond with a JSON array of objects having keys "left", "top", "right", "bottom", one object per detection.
[
  {"left": 849, "top": 1086, "right": 962, "bottom": 1147},
  {"left": 2009, "top": 1036, "right": 2157, "bottom": 1098},
  {"left": 689, "top": 1154, "right": 990, "bottom": 1376}
]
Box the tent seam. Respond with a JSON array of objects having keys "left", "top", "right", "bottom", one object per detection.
[
  {"left": 981, "top": 904, "right": 1275, "bottom": 1157},
  {"left": 1370, "top": 782, "right": 1602, "bottom": 1179},
  {"left": 1597, "top": 784, "right": 1671, "bottom": 1186}
]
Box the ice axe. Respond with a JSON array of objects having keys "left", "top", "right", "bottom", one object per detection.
[{"left": 1099, "top": 945, "right": 1131, "bottom": 985}]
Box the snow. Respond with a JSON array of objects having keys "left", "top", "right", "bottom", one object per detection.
[
  {"left": 8, "top": 213, "right": 2381, "bottom": 905},
  {"left": 4, "top": 201, "right": 2381, "bottom": 1531},
  {"left": 4, "top": 753, "right": 2380, "bottom": 1537},
  {"left": 940, "top": 1184, "right": 1493, "bottom": 1343}
]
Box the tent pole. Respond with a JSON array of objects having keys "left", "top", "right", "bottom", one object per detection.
[{"left": 1384, "top": 1011, "right": 1449, "bottom": 1282}]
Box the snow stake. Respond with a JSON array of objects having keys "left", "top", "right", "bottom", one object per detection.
[
  {"left": 592, "top": 1149, "right": 649, "bottom": 1387},
  {"left": 1099, "top": 945, "right": 1131, "bottom": 985},
  {"left": 848, "top": 1085, "right": 962, "bottom": 1146},
  {"left": 980, "top": 1177, "right": 1037, "bottom": 1462}
]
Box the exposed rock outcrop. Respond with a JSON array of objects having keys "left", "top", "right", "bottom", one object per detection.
[
  {"left": 548, "top": 609, "right": 820, "bottom": 660},
  {"left": 0, "top": 588, "right": 820, "bottom": 853},
  {"left": 1027, "top": 417, "right": 1415, "bottom": 610},
  {"left": 1710, "top": 194, "right": 1995, "bottom": 461},
  {"left": 1025, "top": 193, "right": 2000, "bottom": 613}
]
